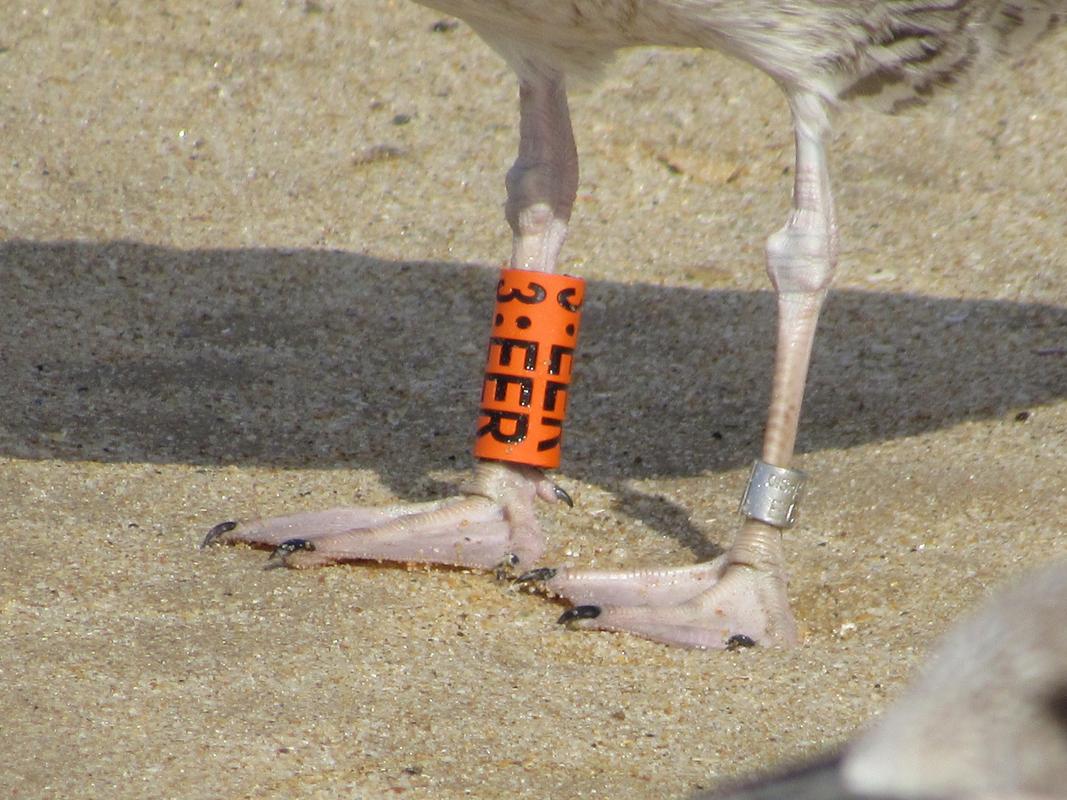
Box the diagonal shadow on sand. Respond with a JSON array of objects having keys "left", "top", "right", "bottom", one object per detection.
[{"left": 4, "top": 239, "right": 1064, "bottom": 555}]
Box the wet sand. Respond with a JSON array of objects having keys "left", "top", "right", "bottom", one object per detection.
[{"left": 2, "top": 3, "right": 1065, "bottom": 798}]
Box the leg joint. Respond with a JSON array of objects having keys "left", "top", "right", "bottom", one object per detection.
[{"left": 765, "top": 210, "right": 837, "bottom": 294}]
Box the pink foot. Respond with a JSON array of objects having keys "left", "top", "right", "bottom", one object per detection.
[
  {"left": 523, "top": 556, "right": 798, "bottom": 649},
  {"left": 202, "top": 462, "right": 570, "bottom": 571}
]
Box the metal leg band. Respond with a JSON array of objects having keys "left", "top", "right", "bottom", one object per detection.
[{"left": 738, "top": 460, "right": 806, "bottom": 529}]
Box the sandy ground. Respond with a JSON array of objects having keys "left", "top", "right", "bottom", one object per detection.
[{"left": 2, "top": 3, "right": 1065, "bottom": 798}]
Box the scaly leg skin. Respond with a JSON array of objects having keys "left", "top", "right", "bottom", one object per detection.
[
  {"left": 531, "top": 92, "right": 839, "bottom": 649},
  {"left": 204, "top": 69, "right": 579, "bottom": 574}
]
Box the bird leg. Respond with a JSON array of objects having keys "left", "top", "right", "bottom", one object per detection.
[
  {"left": 204, "top": 68, "right": 580, "bottom": 573},
  {"left": 536, "top": 93, "right": 838, "bottom": 649},
  {"left": 505, "top": 66, "right": 578, "bottom": 273}
]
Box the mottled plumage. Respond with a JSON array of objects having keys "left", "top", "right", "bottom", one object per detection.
[{"left": 417, "top": 0, "right": 1063, "bottom": 110}]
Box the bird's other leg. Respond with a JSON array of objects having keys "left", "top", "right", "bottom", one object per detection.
[
  {"left": 204, "top": 67, "right": 579, "bottom": 572},
  {"left": 535, "top": 92, "right": 838, "bottom": 648}
]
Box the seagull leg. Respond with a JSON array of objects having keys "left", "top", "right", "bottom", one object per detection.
[
  {"left": 505, "top": 66, "right": 578, "bottom": 273},
  {"left": 539, "top": 93, "right": 838, "bottom": 648},
  {"left": 205, "top": 67, "right": 580, "bottom": 573}
]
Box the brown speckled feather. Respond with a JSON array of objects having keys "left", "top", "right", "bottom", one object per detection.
[{"left": 415, "top": 1, "right": 1063, "bottom": 109}]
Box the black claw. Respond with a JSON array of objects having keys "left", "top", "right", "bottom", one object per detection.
[
  {"left": 725, "top": 634, "right": 757, "bottom": 651},
  {"left": 515, "top": 567, "right": 557, "bottom": 584},
  {"left": 557, "top": 605, "right": 601, "bottom": 624},
  {"left": 269, "top": 538, "right": 316, "bottom": 560},
  {"left": 494, "top": 553, "right": 522, "bottom": 581},
  {"left": 553, "top": 484, "right": 574, "bottom": 508},
  {"left": 201, "top": 520, "right": 237, "bottom": 548}
]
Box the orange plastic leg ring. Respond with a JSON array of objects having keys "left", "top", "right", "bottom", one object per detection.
[{"left": 474, "top": 268, "right": 585, "bottom": 469}]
